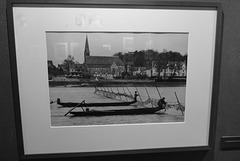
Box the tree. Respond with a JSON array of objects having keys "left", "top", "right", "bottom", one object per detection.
[
  {"left": 155, "top": 53, "right": 168, "bottom": 78},
  {"left": 62, "top": 55, "right": 75, "bottom": 73},
  {"left": 145, "top": 49, "right": 158, "bottom": 69},
  {"left": 48, "top": 66, "right": 64, "bottom": 78},
  {"left": 113, "top": 52, "right": 124, "bottom": 61},
  {"left": 134, "top": 50, "right": 145, "bottom": 67}
]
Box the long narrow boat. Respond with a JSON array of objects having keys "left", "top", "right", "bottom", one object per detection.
[
  {"left": 69, "top": 106, "right": 165, "bottom": 117},
  {"left": 57, "top": 92, "right": 138, "bottom": 108},
  {"left": 57, "top": 99, "right": 137, "bottom": 107}
]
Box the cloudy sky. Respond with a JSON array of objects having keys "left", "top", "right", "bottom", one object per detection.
[{"left": 46, "top": 32, "right": 188, "bottom": 66}]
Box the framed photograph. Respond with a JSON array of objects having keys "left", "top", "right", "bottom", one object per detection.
[{"left": 7, "top": 0, "right": 223, "bottom": 159}]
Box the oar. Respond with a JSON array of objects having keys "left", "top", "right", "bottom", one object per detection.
[
  {"left": 103, "top": 86, "right": 106, "bottom": 92},
  {"left": 126, "top": 86, "right": 133, "bottom": 99},
  {"left": 135, "top": 87, "right": 143, "bottom": 105},
  {"left": 174, "top": 92, "right": 181, "bottom": 105},
  {"left": 122, "top": 87, "right": 128, "bottom": 101},
  {"left": 94, "top": 86, "right": 100, "bottom": 94},
  {"left": 116, "top": 87, "right": 122, "bottom": 100},
  {"left": 109, "top": 87, "right": 117, "bottom": 100},
  {"left": 156, "top": 86, "right": 162, "bottom": 99},
  {"left": 50, "top": 100, "right": 56, "bottom": 104},
  {"left": 174, "top": 92, "right": 185, "bottom": 115},
  {"left": 94, "top": 86, "right": 97, "bottom": 93},
  {"left": 110, "top": 86, "right": 114, "bottom": 93},
  {"left": 106, "top": 87, "right": 111, "bottom": 98},
  {"left": 103, "top": 87, "right": 107, "bottom": 97},
  {"left": 145, "top": 87, "right": 154, "bottom": 108},
  {"left": 64, "top": 100, "right": 85, "bottom": 116}
]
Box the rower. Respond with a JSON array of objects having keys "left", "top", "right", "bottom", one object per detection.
[
  {"left": 57, "top": 98, "right": 61, "bottom": 105},
  {"left": 134, "top": 91, "right": 139, "bottom": 102},
  {"left": 158, "top": 97, "right": 166, "bottom": 111}
]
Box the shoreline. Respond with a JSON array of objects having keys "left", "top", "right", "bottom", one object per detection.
[{"left": 49, "top": 80, "right": 186, "bottom": 87}]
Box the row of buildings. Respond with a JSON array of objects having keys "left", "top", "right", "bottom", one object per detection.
[{"left": 48, "top": 36, "right": 187, "bottom": 80}]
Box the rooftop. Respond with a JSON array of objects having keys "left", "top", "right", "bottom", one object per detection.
[{"left": 86, "top": 56, "right": 124, "bottom": 68}]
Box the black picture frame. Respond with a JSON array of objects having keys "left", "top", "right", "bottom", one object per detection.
[{"left": 6, "top": 0, "right": 223, "bottom": 160}]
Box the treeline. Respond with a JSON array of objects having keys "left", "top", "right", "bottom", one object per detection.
[{"left": 114, "top": 49, "right": 187, "bottom": 70}]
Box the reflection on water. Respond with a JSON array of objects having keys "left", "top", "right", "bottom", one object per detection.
[{"left": 50, "top": 87, "right": 185, "bottom": 126}]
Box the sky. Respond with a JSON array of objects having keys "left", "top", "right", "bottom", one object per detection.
[{"left": 46, "top": 32, "right": 188, "bottom": 66}]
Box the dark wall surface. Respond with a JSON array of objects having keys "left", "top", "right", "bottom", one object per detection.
[
  {"left": 213, "top": 0, "right": 240, "bottom": 160},
  {"left": 1, "top": 0, "right": 240, "bottom": 161}
]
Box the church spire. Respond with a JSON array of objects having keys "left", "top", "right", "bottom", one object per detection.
[
  {"left": 84, "top": 35, "right": 90, "bottom": 72},
  {"left": 84, "top": 35, "right": 90, "bottom": 57}
]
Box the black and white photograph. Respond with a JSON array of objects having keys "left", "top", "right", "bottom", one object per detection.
[
  {"left": 47, "top": 32, "right": 188, "bottom": 126},
  {"left": 7, "top": 3, "right": 220, "bottom": 156}
]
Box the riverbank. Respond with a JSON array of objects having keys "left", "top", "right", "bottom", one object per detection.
[{"left": 49, "top": 79, "right": 186, "bottom": 87}]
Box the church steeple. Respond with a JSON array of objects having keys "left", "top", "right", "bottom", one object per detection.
[
  {"left": 84, "top": 35, "right": 90, "bottom": 71},
  {"left": 84, "top": 35, "right": 90, "bottom": 57}
]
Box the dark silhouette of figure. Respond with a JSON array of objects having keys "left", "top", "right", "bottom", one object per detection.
[
  {"left": 158, "top": 97, "right": 166, "bottom": 110},
  {"left": 134, "top": 91, "right": 139, "bottom": 102}
]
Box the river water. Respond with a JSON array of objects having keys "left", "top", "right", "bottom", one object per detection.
[{"left": 50, "top": 86, "right": 185, "bottom": 126}]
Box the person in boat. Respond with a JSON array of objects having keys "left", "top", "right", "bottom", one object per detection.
[
  {"left": 57, "top": 98, "right": 61, "bottom": 104},
  {"left": 158, "top": 97, "right": 166, "bottom": 111},
  {"left": 134, "top": 91, "right": 139, "bottom": 102}
]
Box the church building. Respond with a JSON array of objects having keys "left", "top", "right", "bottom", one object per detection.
[{"left": 83, "top": 35, "right": 125, "bottom": 79}]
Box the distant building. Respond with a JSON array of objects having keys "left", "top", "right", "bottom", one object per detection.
[
  {"left": 158, "top": 61, "right": 187, "bottom": 77},
  {"left": 54, "top": 35, "right": 125, "bottom": 79},
  {"left": 146, "top": 67, "right": 158, "bottom": 77},
  {"left": 69, "top": 63, "right": 85, "bottom": 74},
  {"left": 86, "top": 56, "right": 124, "bottom": 79},
  {"left": 84, "top": 35, "right": 90, "bottom": 69},
  {"left": 132, "top": 67, "right": 147, "bottom": 76},
  {"left": 177, "top": 61, "right": 187, "bottom": 76},
  {"left": 83, "top": 36, "right": 125, "bottom": 79}
]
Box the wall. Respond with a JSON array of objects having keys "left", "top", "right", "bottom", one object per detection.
[
  {"left": 1, "top": 0, "right": 240, "bottom": 161},
  {"left": 213, "top": 0, "right": 240, "bottom": 160},
  {"left": 0, "top": 0, "right": 19, "bottom": 160}
]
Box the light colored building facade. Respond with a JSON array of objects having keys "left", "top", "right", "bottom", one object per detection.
[
  {"left": 86, "top": 56, "right": 124, "bottom": 79},
  {"left": 158, "top": 61, "right": 187, "bottom": 77}
]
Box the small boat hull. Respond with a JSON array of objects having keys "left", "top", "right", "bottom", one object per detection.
[
  {"left": 69, "top": 107, "right": 164, "bottom": 116},
  {"left": 58, "top": 101, "right": 137, "bottom": 107},
  {"left": 57, "top": 92, "right": 139, "bottom": 108}
]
